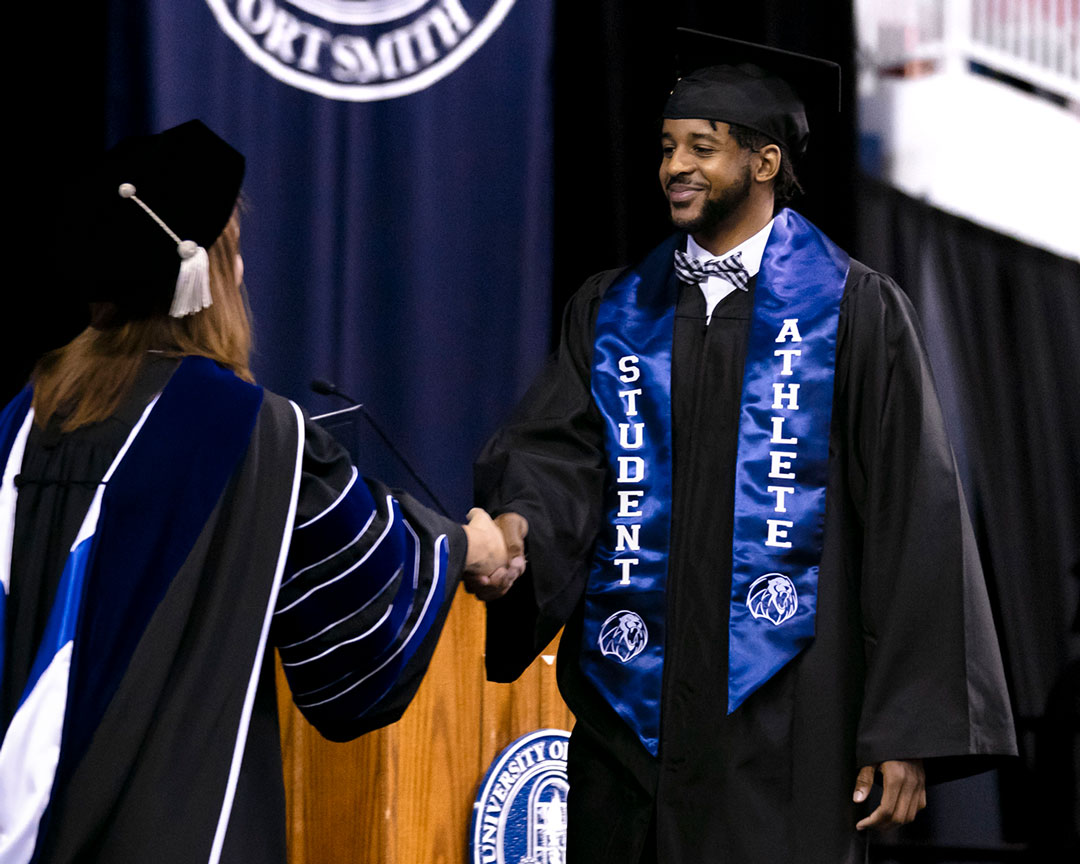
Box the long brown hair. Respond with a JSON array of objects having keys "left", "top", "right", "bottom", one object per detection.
[{"left": 31, "top": 213, "right": 254, "bottom": 432}]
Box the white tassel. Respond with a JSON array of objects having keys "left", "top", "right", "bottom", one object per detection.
[
  {"left": 169, "top": 240, "right": 211, "bottom": 318},
  {"left": 118, "top": 183, "right": 215, "bottom": 318}
]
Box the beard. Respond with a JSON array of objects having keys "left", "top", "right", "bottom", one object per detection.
[{"left": 669, "top": 165, "right": 752, "bottom": 234}]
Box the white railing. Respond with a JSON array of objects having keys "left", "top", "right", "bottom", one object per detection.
[
  {"left": 969, "top": 0, "right": 1079, "bottom": 97},
  {"left": 858, "top": 0, "right": 1079, "bottom": 104}
]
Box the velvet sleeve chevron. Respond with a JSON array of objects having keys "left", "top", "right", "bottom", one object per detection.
[{"left": 271, "top": 428, "right": 465, "bottom": 742}]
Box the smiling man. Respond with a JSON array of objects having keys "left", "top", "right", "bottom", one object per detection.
[
  {"left": 661, "top": 121, "right": 763, "bottom": 248},
  {"left": 472, "top": 30, "right": 1017, "bottom": 864}
]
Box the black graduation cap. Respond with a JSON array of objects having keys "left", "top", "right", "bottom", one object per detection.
[
  {"left": 63, "top": 119, "right": 245, "bottom": 318},
  {"left": 663, "top": 29, "right": 841, "bottom": 159}
]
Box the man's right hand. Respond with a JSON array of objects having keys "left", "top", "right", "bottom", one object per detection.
[
  {"left": 463, "top": 511, "right": 528, "bottom": 602},
  {"left": 853, "top": 759, "right": 926, "bottom": 831}
]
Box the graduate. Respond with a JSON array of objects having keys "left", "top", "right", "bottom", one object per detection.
[
  {"left": 473, "top": 30, "right": 1017, "bottom": 863},
  {"left": 0, "top": 120, "right": 507, "bottom": 863}
]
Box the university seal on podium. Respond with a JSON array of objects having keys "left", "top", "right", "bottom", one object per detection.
[{"left": 470, "top": 729, "right": 570, "bottom": 864}]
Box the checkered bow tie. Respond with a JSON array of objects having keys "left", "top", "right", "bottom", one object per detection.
[{"left": 673, "top": 248, "right": 750, "bottom": 291}]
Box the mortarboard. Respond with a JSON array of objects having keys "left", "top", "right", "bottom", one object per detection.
[
  {"left": 663, "top": 29, "right": 842, "bottom": 158},
  {"left": 64, "top": 119, "right": 245, "bottom": 319}
]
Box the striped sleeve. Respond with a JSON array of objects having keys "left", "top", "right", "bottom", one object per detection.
[{"left": 271, "top": 421, "right": 464, "bottom": 741}]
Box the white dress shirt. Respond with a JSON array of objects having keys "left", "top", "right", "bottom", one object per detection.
[{"left": 685, "top": 218, "right": 774, "bottom": 323}]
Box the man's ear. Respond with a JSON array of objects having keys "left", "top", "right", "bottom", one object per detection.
[{"left": 753, "top": 144, "right": 782, "bottom": 184}]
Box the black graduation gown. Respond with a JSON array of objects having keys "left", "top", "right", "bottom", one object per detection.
[
  {"left": 2, "top": 357, "right": 465, "bottom": 863},
  {"left": 475, "top": 249, "right": 1016, "bottom": 864}
]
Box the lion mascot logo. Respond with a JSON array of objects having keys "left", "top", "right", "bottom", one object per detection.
[
  {"left": 746, "top": 573, "right": 799, "bottom": 625},
  {"left": 598, "top": 610, "right": 648, "bottom": 663}
]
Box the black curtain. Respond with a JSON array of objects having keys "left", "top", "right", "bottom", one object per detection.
[
  {"left": 6, "top": 3, "right": 107, "bottom": 402},
  {"left": 857, "top": 180, "right": 1080, "bottom": 855}
]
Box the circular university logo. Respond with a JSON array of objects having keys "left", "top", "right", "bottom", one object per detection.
[
  {"left": 205, "top": 0, "right": 517, "bottom": 101},
  {"left": 471, "top": 729, "right": 570, "bottom": 864},
  {"left": 597, "top": 610, "right": 648, "bottom": 663},
  {"left": 747, "top": 573, "right": 799, "bottom": 625}
]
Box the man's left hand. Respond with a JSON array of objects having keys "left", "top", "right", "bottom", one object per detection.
[{"left": 853, "top": 759, "right": 926, "bottom": 831}]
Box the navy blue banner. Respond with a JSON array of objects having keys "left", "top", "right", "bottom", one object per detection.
[{"left": 104, "top": 0, "right": 553, "bottom": 515}]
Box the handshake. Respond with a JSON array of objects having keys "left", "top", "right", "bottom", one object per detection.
[{"left": 461, "top": 509, "right": 529, "bottom": 601}]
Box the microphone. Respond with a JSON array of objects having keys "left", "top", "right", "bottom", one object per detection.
[
  {"left": 311, "top": 378, "right": 357, "bottom": 405},
  {"left": 310, "top": 379, "right": 452, "bottom": 519}
]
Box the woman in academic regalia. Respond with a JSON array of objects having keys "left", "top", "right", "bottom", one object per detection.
[{"left": 0, "top": 119, "right": 504, "bottom": 864}]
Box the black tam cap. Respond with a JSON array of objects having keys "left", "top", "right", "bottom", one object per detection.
[
  {"left": 663, "top": 29, "right": 841, "bottom": 158},
  {"left": 65, "top": 119, "right": 245, "bottom": 319}
]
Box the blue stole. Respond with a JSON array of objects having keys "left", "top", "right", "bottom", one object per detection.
[
  {"left": 0, "top": 357, "right": 263, "bottom": 861},
  {"left": 582, "top": 209, "right": 849, "bottom": 754}
]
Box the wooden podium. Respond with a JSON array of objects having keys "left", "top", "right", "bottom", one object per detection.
[{"left": 276, "top": 583, "right": 572, "bottom": 863}]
